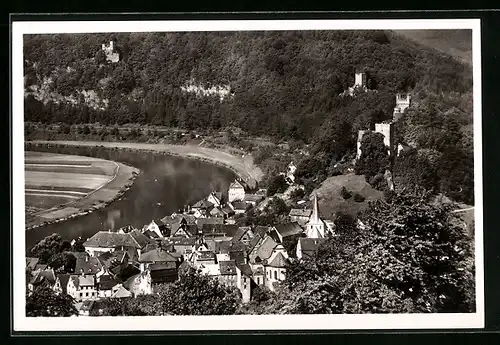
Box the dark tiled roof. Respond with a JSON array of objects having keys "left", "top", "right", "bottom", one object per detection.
[
  {"left": 143, "top": 230, "right": 160, "bottom": 239},
  {"left": 273, "top": 222, "right": 303, "bottom": 238},
  {"left": 26, "top": 257, "right": 39, "bottom": 270},
  {"left": 98, "top": 274, "right": 121, "bottom": 290},
  {"left": 237, "top": 263, "right": 253, "bottom": 277},
  {"left": 161, "top": 214, "right": 196, "bottom": 226},
  {"left": 232, "top": 226, "right": 252, "bottom": 242},
  {"left": 230, "top": 251, "right": 246, "bottom": 265},
  {"left": 83, "top": 231, "right": 142, "bottom": 249},
  {"left": 267, "top": 252, "right": 288, "bottom": 268},
  {"left": 69, "top": 274, "right": 95, "bottom": 288},
  {"left": 30, "top": 268, "right": 56, "bottom": 285},
  {"left": 201, "top": 224, "right": 238, "bottom": 237},
  {"left": 129, "top": 229, "right": 152, "bottom": 248},
  {"left": 254, "top": 236, "right": 278, "bottom": 261},
  {"left": 298, "top": 238, "right": 324, "bottom": 252},
  {"left": 80, "top": 300, "right": 95, "bottom": 312},
  {"left": 139, "top": 248, "right": 178, "bottom": 263},
  {"left": 149, "top": 262, "right": 177, "bottom": 271},
  {"left": 193, "top": 199, "right": 214, "bottom": 209},
  {"left": 243, "top": 194, "right": 264, "bottom": 202},
  {"left": 229, "top": 180, "right": 245, "bottom": 190},
  {"left": 34, "top": 264, "right": 47, "bottom": 271},
  {"left": 56, "top": 273, "right": 71, "bottom": 294},
  {"left": 75, "top": 256, "right": 102, "bottom": 275},
  {"left": 171, "top": 223, "right": 199, "bottom": 237},
  {"left": 289, "top": 209, "right": 312, "bottom": 218},
  {"left": 97, "top": 251, "right": 128, "bottom": 270},
  {"left": 165, "top": 237, "right": 196, "bottom": 246},
  {"left": 150, "top": 267, "right": 178, "bottom": 284},
  {"left": 231, "top": 201, "right": 247, "bottom": 210},
  {"left": 196, "top": 251, "right": 216, "bottom": 261},
  {"left": 196, "top": 217, "right": 224, "bottom": 228},
  {"left": 219, "top": 260, "right": 237, "bottom": 275},
  {"left": 248, "top": 226, "right": 270, "bottom": 252}
]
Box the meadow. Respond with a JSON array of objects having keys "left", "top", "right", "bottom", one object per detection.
[{"left": 24, "top": 151, "right": 139, "bottom": 228}]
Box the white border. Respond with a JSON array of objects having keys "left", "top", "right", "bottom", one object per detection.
[{"left": 12, "top": 18, "right": 483, "bottom": 331}]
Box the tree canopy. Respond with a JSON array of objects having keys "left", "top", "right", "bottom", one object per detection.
[
  {"left": 26, "top": 286, "right": 78, "bottom": 317},
  {"left": 254, "top": 190, "right": 475, "bottom": 314}
]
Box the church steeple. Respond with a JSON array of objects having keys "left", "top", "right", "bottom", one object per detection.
[
  {"left": 311, "top": 194, "right": 320, "bottom": 222},
  {"left": 305, "top": 194, "right": 325, "bottom": 239}
]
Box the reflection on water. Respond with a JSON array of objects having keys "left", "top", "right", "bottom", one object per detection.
[{"left": 25, "top": 146, "right": 237, "bottom": 250}]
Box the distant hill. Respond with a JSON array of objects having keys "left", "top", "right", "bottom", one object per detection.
[
  {"left": 393, "top": 29, "right": 472, "bottom": 66},
  {"left": 23, "top": 30, "right": 474, "bottom": 204}
]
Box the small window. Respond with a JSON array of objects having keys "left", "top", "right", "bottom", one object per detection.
[
  {"left": 257, "top": 277, "right": 260, "bottom": 285},
  {"left": 244, "top": 283, "right": 247, "bottom": 289},
  {"left": 86, "top": 292, "right": 89, "bottom": 297},
  {"left": 79, "top": 293, "right": 82, "bottom": 298},
  {"left": 274, "top": 271, "right": 277, "bottom": 280}
]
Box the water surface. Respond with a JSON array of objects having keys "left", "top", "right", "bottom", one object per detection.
[{"left": 25, "top": 146, "right": 237, "bottom": 250}]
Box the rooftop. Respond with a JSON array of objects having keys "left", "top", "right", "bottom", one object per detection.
[
  {"left": 273, "top": 222, "right": 303, "bottom": 238},
  {"left": 219, "top": 260, "right": 237, "bottom": 275},
  {"left": 267, "top": 252, "right": 289, "bottom": 268},
  {"left": 289, "top": 209, "right": 312, "bottom": 218},
  {"left": 83, "top": 230, "right": 150, "bottom": 249}
]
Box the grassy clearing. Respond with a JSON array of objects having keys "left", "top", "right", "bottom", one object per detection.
[{"left": 312, "top": 173, "right": 384, "bottom": 220}]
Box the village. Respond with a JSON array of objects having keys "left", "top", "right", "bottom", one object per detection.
[{"left": 25, "top": 72, "right": 414, "bottom": 316}]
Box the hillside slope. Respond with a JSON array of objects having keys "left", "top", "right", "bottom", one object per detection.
[
  {"left": 393, "top": 29, "right": 472, "bottom": 66},
  {"left": 23, "top": 30, "right": 474, "bottom": 204}
]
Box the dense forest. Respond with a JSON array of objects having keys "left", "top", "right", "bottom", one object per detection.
[{"left": 23, "top": 30, "right": 474, "bottom": 204}]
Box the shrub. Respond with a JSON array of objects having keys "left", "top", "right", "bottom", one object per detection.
[
  {"left": 353, "top": 192, "right": 366, "bottom": 203},
  {"left": 340, "top": 186, "right": 352, "bottom": 200}
]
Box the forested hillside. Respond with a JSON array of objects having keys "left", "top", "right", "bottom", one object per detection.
[{"left": 23, "top": 30, "right": 474, "bottom": 204}]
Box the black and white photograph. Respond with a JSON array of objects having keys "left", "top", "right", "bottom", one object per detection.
[{"left": 12, "top": 18, "right": 483, "bottom": 331}]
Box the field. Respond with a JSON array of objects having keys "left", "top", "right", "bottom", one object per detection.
[
  {"left": 312, "top": 173, "right": 384, "bottom": 220},
  {"left": 25, "top": 151, "right": 139, "bottom": 228}
]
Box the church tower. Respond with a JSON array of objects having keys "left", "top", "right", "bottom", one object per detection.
[{"left": 305, "top": 194, "right": 326, "bottom": 239}]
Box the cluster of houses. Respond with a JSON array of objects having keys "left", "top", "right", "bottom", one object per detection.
[{"left": 26, "top": 178, "right": 335, "bottom": 316}]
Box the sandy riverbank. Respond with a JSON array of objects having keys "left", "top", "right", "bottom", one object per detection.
[
  {"left": 27, "top": 140, "right": 264, "bottom": 189},
  {"left": 25, "top": 151, "right": 140, "bottom": 231}
]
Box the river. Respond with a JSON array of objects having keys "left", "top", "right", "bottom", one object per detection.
[{"left": 25, "top": 145, "right": 237, "bottom": 250}]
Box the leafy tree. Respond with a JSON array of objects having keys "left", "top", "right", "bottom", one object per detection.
[
  {"left": 159, "top": 267, "right": 241, "bottom": 315},
  {"left": 353, "top": 193, "right": 365, "bottom": 202},
  {"left": 48, "top": 252, "right": 76, "bottom": 273},
  {"left": 266, "top": 190, "right": 475, "bottom": 314},
  {"left": 30, "top": 233, "right": 65, "bottom": 264},
  {"left": 82, "top": 125, "right": 90, "bottom": 135},
  {"left": 393, "top": 148, "right": 438, "bottom": 194},
  {"left": 26, "top": 286, "right": 77, "bottom": 317},
  {"left": 355, "top": 131, "right": 390, "bottom": 184},
  {"left": 266, "top": 175, "right": 288, "bottom": 197},
  {"left": 289, "top": 188, "right": 305, "bottom": 201},
  {"left": 71, "top": 237, "right": 86, "bottom": 252}
]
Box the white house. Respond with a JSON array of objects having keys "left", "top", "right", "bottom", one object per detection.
[
  {"left": 67, "top": 274, "right": 98, "bottom": 302},
  {"left": 228, "top": 180, "right": 246, "bottom": 202}
]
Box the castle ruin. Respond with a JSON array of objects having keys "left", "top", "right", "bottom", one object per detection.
[
  {"left": 101, "top": 41, "right": 120, "bottom": 63},
  {"left": 393, "top": 93, "right": 411, "bottom": 122}
]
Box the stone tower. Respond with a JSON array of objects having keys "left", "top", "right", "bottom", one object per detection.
[
  {"left": 374, "top": 122, "right": 395, "bottom": 157},
  {"left": 354, "top": 72, "right": 367, "bottom": 88},
  {"left": 356, "top": 130, "right": 367, "bottom": 159},
  {"left": 393, "top": 93, "right": 411, "bottom": 122},
  {"left": 305, "top": 194, "right": 326, "bottom": 239}
]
